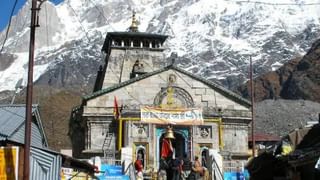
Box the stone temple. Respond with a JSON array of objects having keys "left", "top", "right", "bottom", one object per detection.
[{"left": 70, "top": 12, "right": 252, "bottom": 177}]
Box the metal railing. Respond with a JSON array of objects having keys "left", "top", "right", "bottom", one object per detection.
[
  {"left": 124, "top": 162, "right": 136, "bottom": 180},
  {"left": 211, "top": 156, "right": 224, "bottom": 180},
  {"left": 100, "top": 158, "right": 122, "bottom": 166}
]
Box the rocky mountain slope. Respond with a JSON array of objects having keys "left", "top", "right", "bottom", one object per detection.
[
  {"left": 255, "top": 99, "right": 320, "bottom": 137},
  {"left": 239, "top": 38, "right": 320, "bottom": 103},
  {"left": 1, "top": 0, "right": 320, "bottom": 93}
]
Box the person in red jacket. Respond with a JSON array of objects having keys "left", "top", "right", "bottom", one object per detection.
[
  {"left": 135, "top": 153, "right": 144, "bottom": 180},
  {"left": 161, "top": 138, "right": 173, "bottom": 159}
]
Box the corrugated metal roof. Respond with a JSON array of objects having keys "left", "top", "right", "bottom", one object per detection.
[
  {"left": 10, "top": 122, "right": 45, "bottom": 147},
  {"left": 0, "top": 105, "right": 27, "bottom": 137},
  {"left": 30, "top": 147, "right": 62, "bottom": 180},
  {"left": 0, "top": 104, "right": 46, "bottom": 147},
  {"left": 29, "top": 146, "right": 95, "bottom": 178}
]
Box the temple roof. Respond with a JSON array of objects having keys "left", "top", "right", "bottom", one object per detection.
[
  {"left": 83, "top": 65, "right": 251, "bottom": 107},
  {"left": 101, "top": 32, "right": 168, "bottom": 52}
]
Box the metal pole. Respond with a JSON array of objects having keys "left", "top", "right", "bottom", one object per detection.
[
  {"left": 250, "top": 56, "right": 256, "bottom": 157},
  {"left": 24, "top": 0, "right": 38, "bottom": 179}
]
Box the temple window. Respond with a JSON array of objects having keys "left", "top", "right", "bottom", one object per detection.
[
  {"left": 124, "top": 40, "right": 130, "bottom": 47},
  {"left": 113, "top": 39, "right": 121, "bottom": 46},
  {"left": 155, "top": 41, "right": 160, "bottom": 48},
  {"left": 130, "top": 60, "right": 146, "bottom": 78},
  {"left": 143, "top": 40, "right": 149, "bottom": 48},
  {"left": 133, "top": 40, "right": 140, "bottom": 47}
]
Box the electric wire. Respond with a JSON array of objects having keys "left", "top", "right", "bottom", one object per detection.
[
  {"left": 0, "top": 0, "right": 19, "bottom": 54},
  {"left": 66, "top": 0, "right": 90, "bottom": 42},
  {"left": 0, "top": 1, "right": 29, "bottom": 81},
  {"left": 45, "top": 1, "right": 50, "bottom": 48},
  {"left": 86, "top": 0, "right": 115, "bottom": 31},
  {"left": 226, "top": 0, "right": 320, "bottom": 6},
  {"left": 101, "top": 49, "right": 160, "bottom": 105}
]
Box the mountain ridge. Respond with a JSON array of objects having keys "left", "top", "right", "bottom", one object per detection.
[
  {"left": 1, "top": 0, "right": 320, "bottom": 92},
  {"left": 239, "top": 38, "right": 320, "bottom": 103}
]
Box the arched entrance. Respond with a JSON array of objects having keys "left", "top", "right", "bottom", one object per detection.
[
  {"left": 201, "top": 148, "right": 210, "bottom": 168},
  {"left": 156, "top": 127, "right": 190, "bottom": 170},
  {"left": 159, "top": 132, "right": 186, "bottom": 159}
]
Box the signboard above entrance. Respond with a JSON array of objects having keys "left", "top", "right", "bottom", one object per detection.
[{"left": 141, "top": 106, "right": 203, "bottom": 125}]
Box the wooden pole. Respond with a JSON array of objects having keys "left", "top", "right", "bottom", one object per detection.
[{"left": 24, "top": 0, "right": 38, "bottom": 179}]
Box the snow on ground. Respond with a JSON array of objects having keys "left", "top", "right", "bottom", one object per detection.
[
  {"left": 0, "top": 53, "right": 29, "bottom": 91},
  {"left": 0, "top": 52, "right": 50, "bottom": 92}
]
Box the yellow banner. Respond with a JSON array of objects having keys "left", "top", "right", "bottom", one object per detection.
[
  {"left": 140, "top": 106, "right": 203, "bottom": 125},
  {"left": 0, "top": 146, "right": 19, "bottom": 180},
  {"left": 61, "top": 168, "right": 89, "bottom": 180}
]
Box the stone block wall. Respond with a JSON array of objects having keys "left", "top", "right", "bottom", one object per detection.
[
  {"left": 87, "top": 70, "right": 250, "bottom": 114},
  {"left": 102, "top": 49, "right": 165, "bottom": 88}
]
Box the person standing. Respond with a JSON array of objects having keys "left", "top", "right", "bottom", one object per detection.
[
  {"left": 172, "top": 157, "right": 183, "bottom": 180},
  {"left": 160, "top": 137, "right": 174, "bottom": 179},
  {"left": 135, "top": 153, "right": 144, "bottom": 180},
  {"left": 188, "top": 156, "right": 203, "bottom": 180},
  {"left": 181, "top": 154, "right": 192, "bottom": 180}
]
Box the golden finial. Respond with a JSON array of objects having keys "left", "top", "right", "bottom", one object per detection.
[{"left": 129, "top": 11, "right": 138, "bottom": 32}]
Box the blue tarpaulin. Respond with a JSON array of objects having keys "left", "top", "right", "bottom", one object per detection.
[
  {"left": 98, "top": 176, "right": 129, "bottom": 180},
  {"left": 224, "top": 170, "right": 249, "bottom": 180},
  {"left": 101, "top": 164, "right": 123, "bottom": 176},
  {"left": 97, "top": 164, "right": 129, "bottom": 180},
  {"left": 224, "top": 172, "right": 244, "bottom": 180}
]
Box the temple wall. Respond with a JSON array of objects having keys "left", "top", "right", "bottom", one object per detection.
[
  {"left": 102, "top": 49, "right": 166, "bottom": 88},
  {"left": 86, "top": 70, "right": 250, "bottom": 116}
]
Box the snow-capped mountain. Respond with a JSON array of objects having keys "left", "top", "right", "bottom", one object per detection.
[{"left": 1, "top": 0, "right": 320, "bottom": 92}]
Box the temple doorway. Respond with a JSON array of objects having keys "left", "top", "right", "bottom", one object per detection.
[
  {"left": 159, "top": 132, "right": 186, "bottom": 159},
  {"left": 156, "top": 127, "right": 190, "bottom": 170}
]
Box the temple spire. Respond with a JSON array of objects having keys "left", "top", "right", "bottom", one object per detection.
[{"left": 129, "top": 11, "right": 138, "bottom": 32}]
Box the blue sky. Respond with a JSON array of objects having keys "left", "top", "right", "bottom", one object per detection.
[{"left": 0, "top": 0, "right": 64, "bottom": 31}]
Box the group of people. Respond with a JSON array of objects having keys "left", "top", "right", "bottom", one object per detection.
[
  {"left": 158, "top": 153, "right": 209, "bottom": 179},
  {"left": 134, "top": 137, "right": 210, "bottom": 180}
]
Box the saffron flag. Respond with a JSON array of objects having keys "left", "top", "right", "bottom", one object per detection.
[{"left": 113, "top": 96, "right": 119, "bottom": 119}]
